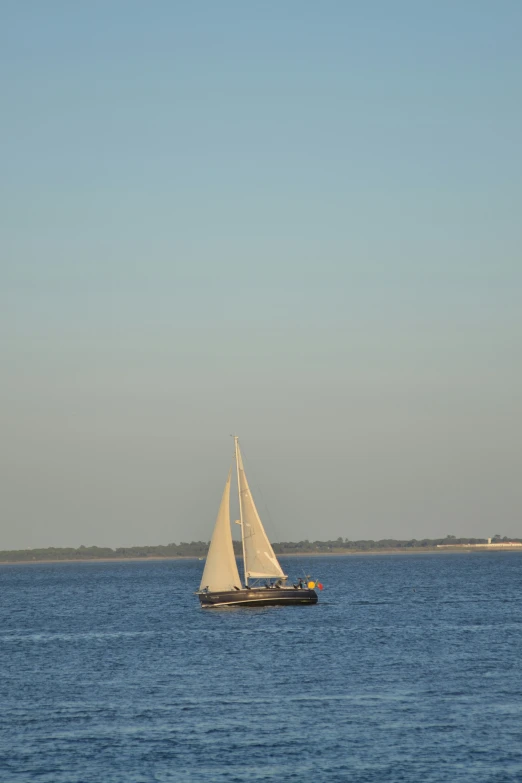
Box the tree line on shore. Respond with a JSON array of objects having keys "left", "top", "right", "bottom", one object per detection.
[{"left": 1, "top": 535, "right": 519, "bottom": 562}]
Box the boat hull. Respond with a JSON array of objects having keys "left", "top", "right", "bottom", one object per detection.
[{"left": 198, "top": 587, "right": 318, "bottom": 608}]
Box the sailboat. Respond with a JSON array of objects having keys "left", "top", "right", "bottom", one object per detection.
[{"left": 197, "top": 437, "right": 318, "bottom": 608}]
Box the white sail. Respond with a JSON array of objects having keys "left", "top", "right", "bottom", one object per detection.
[
  {"left": 236, "top": 442, "right": 286, "bottom": 580},
  {"left": 200, "top": 469, "right": 242, "bottom": 592}
]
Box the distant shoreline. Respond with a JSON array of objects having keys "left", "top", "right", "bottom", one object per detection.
[{"left": 2, "top": 547, "right": 521, "bottom": 565}]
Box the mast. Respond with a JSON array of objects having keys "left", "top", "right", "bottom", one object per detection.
[{"left": 234, "top": 435, "right": 248, "bottom": 588}]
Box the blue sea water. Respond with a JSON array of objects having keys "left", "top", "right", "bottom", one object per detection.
[{"left": 1, "top": 553, "right": 521, "bottom": 783}]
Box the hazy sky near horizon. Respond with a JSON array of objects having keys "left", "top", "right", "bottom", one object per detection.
[{"left": 1, "top": 1, "right": 521, "bottom": 550}]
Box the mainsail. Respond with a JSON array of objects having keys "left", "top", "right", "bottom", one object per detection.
[
  {"left": 235, "top": 440, "right": 286, "bottom": 582},
  {"left": 200, "top": 468, "right": 242, "bottom": 592}
]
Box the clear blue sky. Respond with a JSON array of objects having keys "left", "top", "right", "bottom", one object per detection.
[{"left": 1, "top": 1, "right": 521, "bottom": 549}]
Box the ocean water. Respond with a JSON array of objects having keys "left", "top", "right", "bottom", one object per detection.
[{"left": 1, "top": 553, "right": 521, "bottom": 783}]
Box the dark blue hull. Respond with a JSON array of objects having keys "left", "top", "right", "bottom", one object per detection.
[{"left": 198, "top": 587, "right": 318, "bottom": 608}]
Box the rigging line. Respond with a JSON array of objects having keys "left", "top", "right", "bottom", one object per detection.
[{"left": 228, "top": 436, "right": 242, "bottom": 544}]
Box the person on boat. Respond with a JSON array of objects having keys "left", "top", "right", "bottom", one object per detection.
[{"left": 293, "top": 578, "right": 305, "bottom": 589}]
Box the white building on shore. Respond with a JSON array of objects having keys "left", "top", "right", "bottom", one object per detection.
[{"left": 437, "top": 538, "right": 522, "bottom": 549}]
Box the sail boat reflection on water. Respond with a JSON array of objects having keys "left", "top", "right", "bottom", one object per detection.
[{"left": 197, "top": 437, "right": 318, "bottom": 608}]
